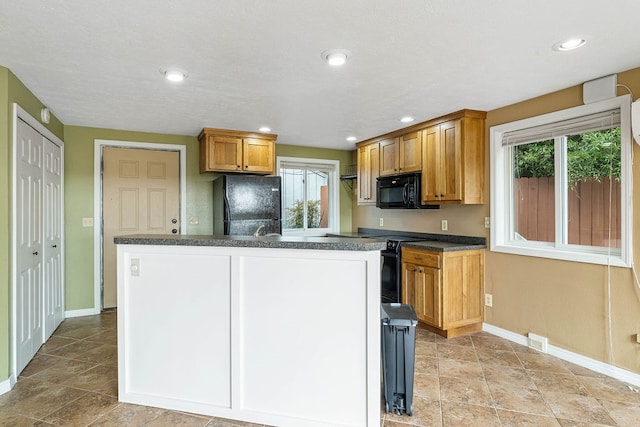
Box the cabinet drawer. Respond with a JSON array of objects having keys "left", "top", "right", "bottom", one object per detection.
[{"left": 402, "top": 248, "right": 441, "bottom": 268}]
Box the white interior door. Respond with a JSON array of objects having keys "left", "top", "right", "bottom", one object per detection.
[
  {"left": 43, "top": 139, "right": 63, "bottom": 338},
  {"left": 15, "top": 118, "right": 44, "bottom": 375},
  {"left": 102, "top": 147, "right": 180, "bottom": 309}
]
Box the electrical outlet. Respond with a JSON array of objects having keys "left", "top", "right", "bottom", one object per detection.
[
  {"left": 484, "top": 293, "right": 492, "bottom": 307},
  {"left": 130, "top": 258, "right": 140, "bottom": 277},
  {"left": 189, "top": 216, "right": 199, "bottom": 225},
  {"left": 82, "top": 217, "right": 94, "bottom": 227},
  {"left": 441, "top": 219, "right": 448, "bottom": 231},
  {"left": 379, "top": 218, "right": 384, "bottom": 227},
  {"left": 484, "top": 217, "right": 491, "bottom": 229}
]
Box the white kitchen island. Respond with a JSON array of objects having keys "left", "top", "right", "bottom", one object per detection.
[{"left": 115, "top": 234, "right": 385, "bottom": 427}]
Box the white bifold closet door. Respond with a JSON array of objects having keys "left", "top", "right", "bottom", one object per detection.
[
  {"left": 43, "top": 135, "right": 64, "bottom": 337},
  {"left": 15, "top": 117, "right": 63, "bottom": 375}
]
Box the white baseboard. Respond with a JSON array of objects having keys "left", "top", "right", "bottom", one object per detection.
[
  {"left": 65, "top": 307, "right": 100, "bottom": 318},
  {"left": 483, "top": 323, "right": 640, "bottom": 388},
  {"left": 0, "top": 374, "right": 16, "bottom": 395}
]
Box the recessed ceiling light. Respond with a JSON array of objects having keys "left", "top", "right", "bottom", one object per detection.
[
  {"left": 160, "top": 67, "right": 187, "bottom": 82},
  {"left": 321, "top": 49, "right": 351, "bottom": 67},
  {"left": 400, "top": 116, "right": 414, "bottom": 123},
  {"left": 552, "top": 37, "right": 587, "bottom": 51},
  {"left": 346, "top": 136, "right": 357, "bottom": 142},
  {"left": 259, "top": 126, "right": 271, "bottom": 132}
]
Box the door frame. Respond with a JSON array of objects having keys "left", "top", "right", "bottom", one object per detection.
[
  {"left": 93, "top": 139, "right": 187, "bottom": 312},
  {"left": 10, "top": 103, "right": 65, "bottom": 386}
]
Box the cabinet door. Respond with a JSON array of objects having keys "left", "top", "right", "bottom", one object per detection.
[
  {"left": 442, "top": 251, "right": 484, "bottom": 329},
  {"left": 416, "top": 266, "right": 441, "bottom": 327},
  {"left": 379, "top": 137, "right": 399, "bottom": 176},
  {"left": 439, "top": 120, "right": 462, "bottom": 201},
  {"left": 399, "top": 131, "right": 422, "bottom": 173},
  {"left": 421, "top": 125, "right": 440, "bottom": 203},
  {"left": 208, "top": 136, "right": 243, "bottom": 172},
  {"left": 243, "top": 138, "right": 274, "bottom": 174},
  {"left": 402, "top": 261, "right": 440, "bottom": 327},
  {"left": 357, "top": 143, "right": 379, "bottom": 205}
]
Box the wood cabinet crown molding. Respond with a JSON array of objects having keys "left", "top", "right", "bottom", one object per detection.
[
  {"left": 198, "top": 127, "right": 278, "bottom": 141},
  {"left": 355, "top": 109, "right": 486, "bottom": 148}
]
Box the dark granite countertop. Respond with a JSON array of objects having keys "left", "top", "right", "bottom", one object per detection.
[
  {"left": 401, "top": 240, "right": 486, "bottom": 252},
  {"left": 328, "top": 228, "right": 487, "bottom": 252},
  {"left": 114, "top": 234, "right": 387, "bottom": 251}
]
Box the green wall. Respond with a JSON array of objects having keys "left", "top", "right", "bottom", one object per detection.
[{"left": 1, "top": 67, "right": 64, "bottom": 383}]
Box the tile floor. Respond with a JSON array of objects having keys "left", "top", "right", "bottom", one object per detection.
[{"left": 1, "top": 311, "right": 640, "bottom": 426}]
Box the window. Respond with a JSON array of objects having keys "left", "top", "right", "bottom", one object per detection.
[
  {"left": 490, "top": 95, "right": 632, "bottom": 267},
  {"left": 277, "top": 157, "right": 340, "bottom": 236}
]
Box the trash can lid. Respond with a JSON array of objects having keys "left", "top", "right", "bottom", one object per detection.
[{"left": 381, "top": 303, "right": 418, "bottom": 326}]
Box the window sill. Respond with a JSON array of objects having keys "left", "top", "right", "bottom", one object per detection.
[{"left": 490, "top": 243, "right": 630, "bottom": 268}]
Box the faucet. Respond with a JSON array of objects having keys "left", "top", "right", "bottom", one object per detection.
[{"left": 253, "top": 224, "right": 266, "bottom": 237}]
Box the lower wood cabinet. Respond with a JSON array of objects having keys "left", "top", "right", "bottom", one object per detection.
[{"left": 402, "top": 247, "right": 484, "bottom": 338}]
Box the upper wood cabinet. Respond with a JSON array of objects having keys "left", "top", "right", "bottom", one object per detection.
[
  {"left": 357, "top": 142, "right": 379, "bottom": 205},
  {"left": 421, "top": 111, "right": 485, "bottom": 205},
  {"left": 199, "top": 128, "right": 276, "bottom": 174},
  {"left": 356, "top": 109, "right": 485, "bottom": 206},
  {"left": 379, "top": 132, "right": 422, "bottom": 176}
]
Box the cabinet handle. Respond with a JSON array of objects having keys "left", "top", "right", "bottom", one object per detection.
[
  {"left": 172, "top": 229, "right": 178, "bottom": 234},
  {"left": 236, "top": 165, "right": 240, "bottom": 168},
  {"left": 33, "top": 251, "right": 38, "bottom": 256},
  {"left": 52, "top": 245, "right": 57, "bottom": 248},
  {"left": 440, "top": 194, "right": 444, "bottom": 198}
]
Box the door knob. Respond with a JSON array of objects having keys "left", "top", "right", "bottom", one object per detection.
[{"left": 172, "top": 229, "right": 178, "bottom": 234}]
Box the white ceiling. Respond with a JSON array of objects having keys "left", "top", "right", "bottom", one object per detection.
[{"left": 2, "top": 0, "right": 640, "bottom": 150}]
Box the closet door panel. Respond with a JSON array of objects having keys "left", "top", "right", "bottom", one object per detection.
[
  {"left": 44, "top": 139, "right": 63, "bottom": 338},
  {"left": 15, "top": 118, "right": 44, "bottom": 375}
]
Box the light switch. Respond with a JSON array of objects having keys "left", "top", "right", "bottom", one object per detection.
[{"left": 82, "top": 217, "right": 94, "bottom": 227}]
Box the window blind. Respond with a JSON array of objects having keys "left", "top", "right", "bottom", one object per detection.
[{"left": 502, "top": 109, "right": 620, "bottom": 146}]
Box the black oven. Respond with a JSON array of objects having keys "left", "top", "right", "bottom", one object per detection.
[
  {"left": 380, "top": 236, "right": 425, "bottom": 303},
  {"left": 376, "top": 173, "right": 421, "bottom": 209}
]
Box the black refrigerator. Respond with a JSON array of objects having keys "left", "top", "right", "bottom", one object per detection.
[{"left": 213, "top": 175, "right": 282, "bottom": 236}]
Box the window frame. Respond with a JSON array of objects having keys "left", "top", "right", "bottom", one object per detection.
[
  {"left": 490, "top": 95, "right": 632, "bottom": 267},
  {"left": 277, "top": 156, "right": 340, "bottom": 236}
]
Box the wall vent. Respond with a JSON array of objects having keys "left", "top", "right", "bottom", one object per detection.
[{"left": 527, "top": 333, "right": 548, "bottom": 353}]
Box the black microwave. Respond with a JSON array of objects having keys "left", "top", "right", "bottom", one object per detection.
[
  {"left": 376, "top": 173, "right": 422, "bottom": 209},
  {"left": 376, "top": 173, "right": 440, "bottom": 209}
]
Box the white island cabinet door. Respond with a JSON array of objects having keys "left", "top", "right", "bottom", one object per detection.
[
  {"left": 118, "top": 246, "right": 231, "bottom": 410},
  {"left": 236, "top": 255, "right": 370, "bottom": 426}
]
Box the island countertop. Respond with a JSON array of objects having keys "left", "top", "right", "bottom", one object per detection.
[{"left": 114, "top": 234, "right": 387, "bottom": 251}]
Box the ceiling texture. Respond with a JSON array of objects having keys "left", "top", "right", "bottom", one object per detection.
[{"left": 2, "top": 0, "right": 640, "bottom": 150}]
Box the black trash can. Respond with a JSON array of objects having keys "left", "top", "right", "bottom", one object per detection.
[{"left": 381, "top": 303, "right": 418, "bottom": 416}]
